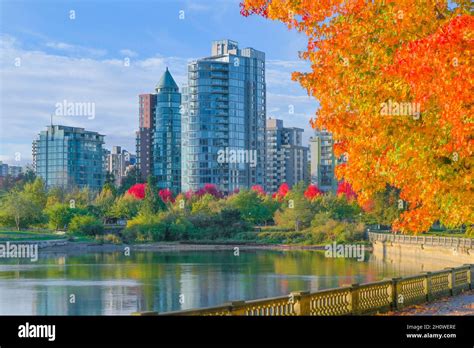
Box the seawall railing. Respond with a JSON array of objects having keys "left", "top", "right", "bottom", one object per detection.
[
  {"left": 133, "top": 264, "right": 473, "bottom": 316},
  {"left": 368, "top": 231, "right": 473, "bottom": 248}
]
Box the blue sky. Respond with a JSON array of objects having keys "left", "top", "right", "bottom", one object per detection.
[{"left": 0, "top": 0, "right": 318, "bottom": 165}]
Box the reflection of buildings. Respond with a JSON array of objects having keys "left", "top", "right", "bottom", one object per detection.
[
  {"left": 33, "top": 285, "right": 69, "bottom": 315},
  {"left": 2, "top": 249, "right": 464, "bottom": 315},
  {"left": 102, "top": 286, "right": 140, "bottom": 315}
]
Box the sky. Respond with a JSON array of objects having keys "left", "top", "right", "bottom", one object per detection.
[{"left": 0, "top": 0, "right": 319, "bottom": 166}]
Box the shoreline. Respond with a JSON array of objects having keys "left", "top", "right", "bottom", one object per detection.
[
  {"left": 0, "top": 237, "right": 372, "bottom": 254},
  {"left": 38, "top": 241, "right": 333, "bottom": 253}
]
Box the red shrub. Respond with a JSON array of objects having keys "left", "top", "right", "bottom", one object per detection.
[
  {"left": 304, "top": 184, "right": 322, "bottom": 200},
  {"left": 127, "top": 183, "right": 146, "bottom": 200}
]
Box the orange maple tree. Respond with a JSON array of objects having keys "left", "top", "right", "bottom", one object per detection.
[{"left": 241, "top": 0, "right": 473, "bottom": 233}]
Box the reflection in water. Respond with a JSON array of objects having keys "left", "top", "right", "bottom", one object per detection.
[{"left": 0, "top": 250, "right": 450, "bottom": 315}]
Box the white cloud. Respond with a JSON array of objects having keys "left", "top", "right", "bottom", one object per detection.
[
  {"left": 185, "top": 2, "right": 211, "bottom": 12},
  {"left": 0, "top": 35, "right": 187, "bottom": 165},
  {"left": 45, "top": 41, "right": 107, "bottom": 57},
  {"left": 119, "top": 49, "right": 138, "bottom": 57},
  {"left": 0, "top": 34, "right": 319, "bottom": 166}
]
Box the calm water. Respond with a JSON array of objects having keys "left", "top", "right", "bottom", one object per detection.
[{"left": 0, "top": 249, "right": 437, "bottom": 315}]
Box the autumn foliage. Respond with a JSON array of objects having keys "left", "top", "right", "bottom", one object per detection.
[
  {"left": 194, "top": 183, "right": 223, "bottom": 198},
  {"left": 304, "top": 184, "right": 322, "bottom": 200},
  {"left": 158, "top": 188, "right": 175, "bottom": 203},
  {"left": 272, "top": 183, "right": 290, "bottom": 201},
  {"left": 126, "top": 183, "right": 146, "bottom": 200},
  {"left": 251, "top": 185, "right": 266, "bottom": 196},
  {"left": 336, "top": 181, "right": 357, "bottom": 201},
  {"left": 127, "top": 184, "right": 176, "bottom": 203},
  {"left": 241, "top": 0, "right": 473, "bottom": 233}
]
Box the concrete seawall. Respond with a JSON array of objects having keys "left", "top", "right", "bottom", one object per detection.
[{"left": 372, "top": 240, "right": 474, "bottom": 269}]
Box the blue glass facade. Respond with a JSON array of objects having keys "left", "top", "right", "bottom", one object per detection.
[
  {"left": 182, "top": 40, "right": 266, "bottom": 194},
  {"left": 33, "top": 125, "right": 105, "bottom": 190},
  {"left": 152, "top": 68, "right": 182, "bottom": 193}
]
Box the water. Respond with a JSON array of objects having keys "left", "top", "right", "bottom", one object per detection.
[{"left": 0, "top": 249, "right": 440, "bottom": 315}]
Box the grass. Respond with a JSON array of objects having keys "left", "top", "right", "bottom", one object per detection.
[
  {"left": 0, "top": 229, "right": 66, "bottom": 242},
  {"left": 0, "top": 230, "right": 105, "bottom": 243}
]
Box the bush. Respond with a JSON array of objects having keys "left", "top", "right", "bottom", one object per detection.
[
  {"left": 45, "top": 203, "right": 74, "bottom": 230},
  {"left": 68, "top": 215, "right": 104, "bottom": 236},
  {"left": 226, "top": 190, "right": 274, "bottom": 225},
  {"left": 111, "top": 194, "right": 141, "bottom": 219},
  {"left": 465, "top": 226, "right": 474, "bottom": 238},
  {"left": 124, "top": 212, "right": 193, "bottom": 242},
  {"left": 308, "top": 219, "right": 365, "bottom": 243},
  {"left": 256, "top": 231, "right": 309, "bottom": 244},
  {"left": 102, "top": 233, "right": 123, "bottom": 244},
  {"left": 123, "top": 214, "right": 162, "bottom": 242},
  {"left": 273, "top": 185, "right": 315, "bottom": 230}
]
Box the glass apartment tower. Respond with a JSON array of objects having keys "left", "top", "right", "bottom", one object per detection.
[
  {"left": 181, "top": 40, "right": 266, "bottom": 194},
  {"left": 32, "top": 125, "right": 105, "bottom": 190},
  {"left": 153, "top": 68, "right": 182, "bottom": 193}
]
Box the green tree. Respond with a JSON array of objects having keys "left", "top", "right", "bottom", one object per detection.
[
  {"left": 227, "top": 189, "right": 273, "bottom": 225},
  {"left": 363, "top": 186, "right": 400, "bottom": 227},
  {"left": 65, "top": 187, "right": 93, "bottom": 208},
  {"left": 46, "top": 186, "right": 66, "bottom": 207},
  {"left": 0, "top": 190, "right": 43, "bottom": 230},
  {"left": 94, "top": 187, "right": 115, "bottom": 222},
  {"left": 118, "top": 167, "right": 140, "bottom": 195},
  {"left": 22, "top": 166, "right": 37, "bottom": 184},
  {"left": 46, "top": 203, "right": 74, "bottom": 230},
  {"left": 191, "top": 194, "right": 216, "bottom": 215},
  {"left": 22, "top": 177, "right": 47, "bottom": 209},
  {"left": 140, "top": 176, "right": 165, "bottom": 215},
  {"left": 316, "top": 194, "right": 362, "bottom": 222},
  {"left": 274, "top": 182, "right": 315, "bottom": 231},
  {"left": 111, "top": 194, "right": 141, "bottom": 220},
  {"left": 68, "top": 215, "right": 104, "bottom": 236},
  {"left": 104, "top": 172, "right": 116, "bottom": 187}
]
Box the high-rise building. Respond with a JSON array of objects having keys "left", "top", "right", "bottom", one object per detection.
[
  {"left": 0, "top": 161, "right": 23, "bottom": 178},
  {"left": 181, "top": 40, "right": 266, "bottom": 193},
  {"left": 106, "top": 146, "right": 135, "bottom": 186},
  {"left": 7, "top": 165, "right": 23, "bottom": 178},
  {"left": 136, "top": 69, "right": 182, "bottom": 192},
  {"left": 310, "top": 130, "right": 337, "bottom": 192},
  {"left": 266, "top": 118, "right": 308, "bottom": 193},
  {"left": 153, "top": 68, "right": 182, "bottom": 193},
  {"left": 0, "top": 162, "right": 9, "bottom": 177},
  {"left": 136, "top": 93, "right": 156, "bottom": 181},
  {"left": 32, "top": 125, "right": 105, "bottom": 190}
]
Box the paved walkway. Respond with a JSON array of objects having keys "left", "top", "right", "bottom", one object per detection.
[{"left": 394, "top": 290, "right": 474, "bottom": 315}]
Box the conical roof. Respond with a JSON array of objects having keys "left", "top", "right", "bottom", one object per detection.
[{"left": 156, "top": 67, "right": 178, "bottom": 91}]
